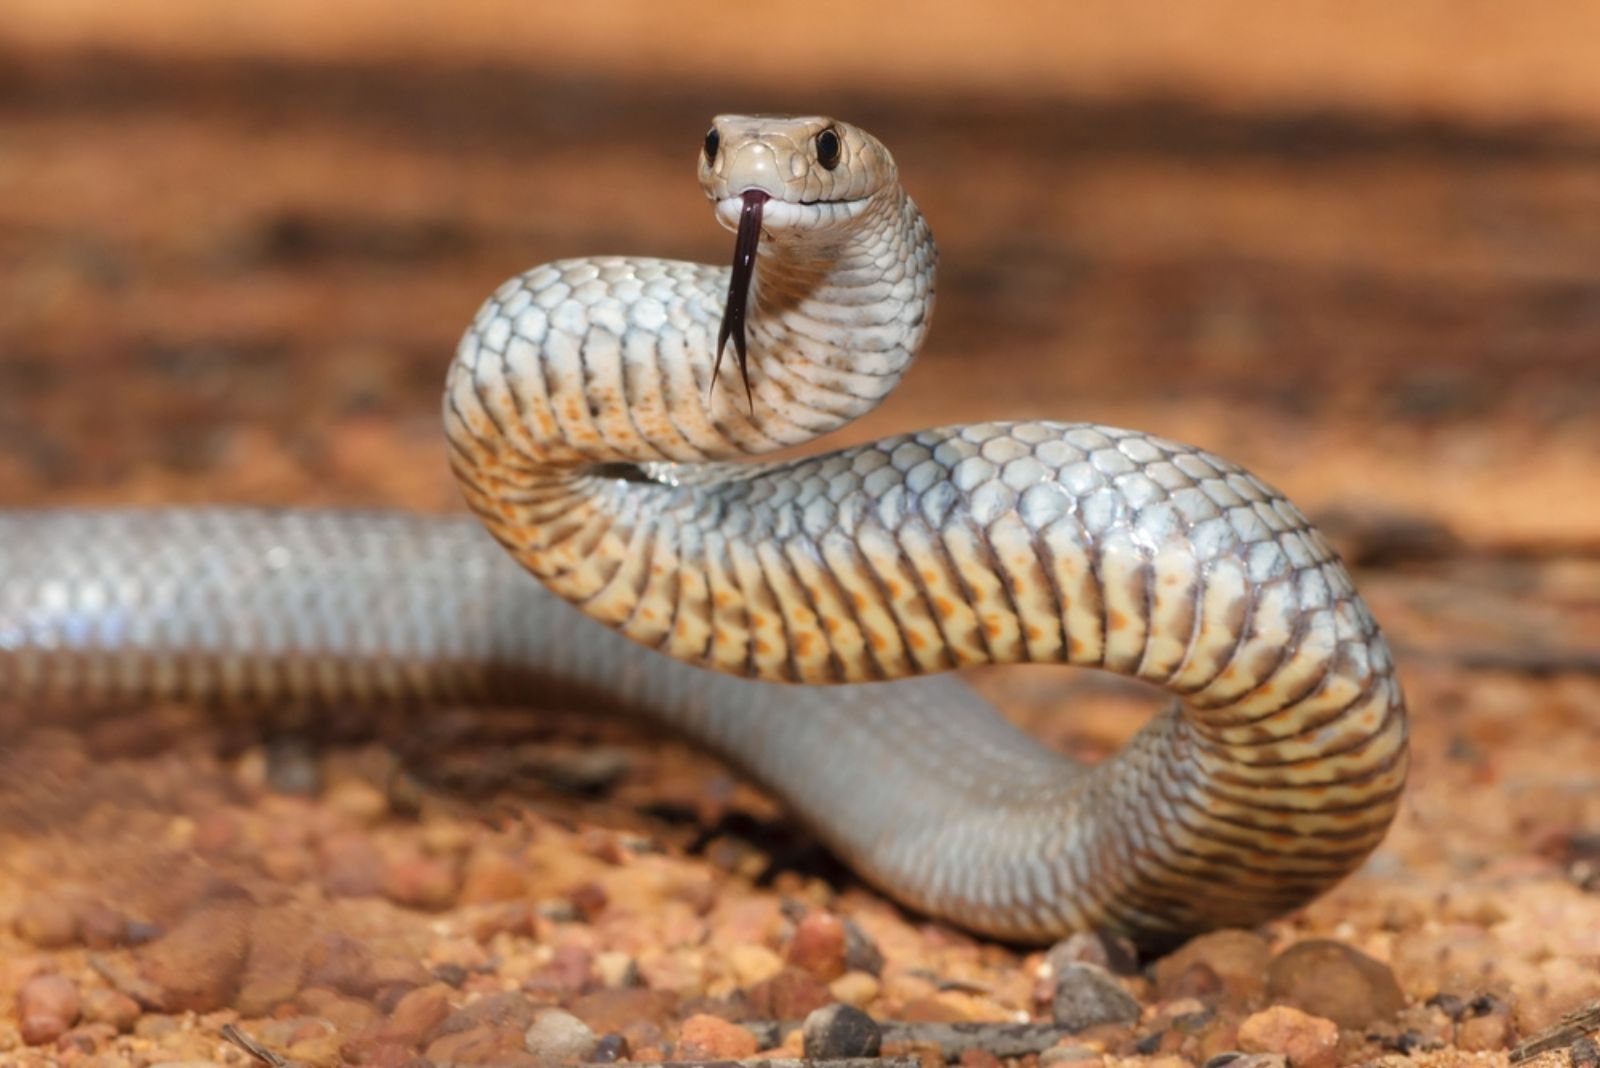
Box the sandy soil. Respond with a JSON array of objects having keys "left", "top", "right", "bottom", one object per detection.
[{"left": 0, "top": 8, "right": 1597, "bottom": 1067}]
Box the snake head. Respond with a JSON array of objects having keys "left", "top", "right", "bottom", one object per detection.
[
  {"left": 699, "top": 115, "right": 897, "bottom": 226},
  {"left": 698, "top": 115, "right": 898, "bottom": 405}
]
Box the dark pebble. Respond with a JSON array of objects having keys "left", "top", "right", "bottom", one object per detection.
[
  {"left": 1048, "top": 930, "right": 1141, "bottom": 977},
  {"left": 1205, "top": 1055, "right": 1285, "bottom": 1068},
  {"left": 1467, "top": 993, "right": 1507, "bottom": 1017},
  {"left": 589, "top": 1032, "right": 629, "bottom": 1063},
  {"left": 430, "top": 963, "right": 468, "bottom": 988},
  {"left": 1571, "top": 1036, "right": 1600, "bottom": 1068},
  {"left": 265, "top": 736, "right": 323, "bottom": 795},
  {"left": 802, "top": 1003, "right": 882, "bottom": 1060},
  {"left": 1384, "top": 1030, "right": 1440, "bottom": 1054},
  {"left": 1425, "top": 993, "right": 1467, "bottom": 1021},
  {"left": 1051, "top": 962, "right": 1141, "bottom": 1032},
  {"left": 842, "top": 918, "right": 885, "bottom": 976}
]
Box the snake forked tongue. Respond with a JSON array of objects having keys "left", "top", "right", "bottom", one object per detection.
[{"left": 714, "top": 189, "right": 767, "bottom": 406}]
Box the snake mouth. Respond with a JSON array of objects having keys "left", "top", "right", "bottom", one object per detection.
[
  {"left": 710, "top": 189, "right": 873, "bottom": 406},
  {"left": 714, "top": 188, "right": 767, "bottom": 406}
]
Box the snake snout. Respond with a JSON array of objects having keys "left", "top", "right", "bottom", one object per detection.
[{"left": 720, "top": 139, "right": 787, "bottom": 200}]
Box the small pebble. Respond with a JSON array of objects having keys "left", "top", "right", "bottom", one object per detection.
[
  {"left": 1571, "top": 1036, "right": 1600, "bottom": 1068},
  {"left": 318, "top": 831, "right": 385, "bottom": 898},
  {"left": 13, "top": 897, "right": 79, "bottom": 949},
  {"left": 802, "top": 1003, "right": 881, "bottom": 1059},
  {"left": 136, "top": 901, "right": 252, "bottom": 1013},
  {"left": 303, "top": 932, "right": 379, "bottom": 998},
  {"left": 17, "top": 974, "right": 81, "bottom": 1046},
  {"left": 528, "top": 943, "right": 595, "bottom": 996},
  {"left": 264, "top": 736, "right": 322, "bottom": 795},
  {"left": 458, "top": 849, "right": 530, "bottom": 903},
  {"left": 676, "top": 1013, "right": 757, "bottom": 1060},
  {"left": 259, "top": 846, "right": 314, "bottom": 884},
  {"left": 192, "top": 809, "right": 241, "bottom": 856},
  {"left": 1048, "top": 930, "right": 1141, "bottom": 977},
  {"left": 381, "top": 851, "right": 460, "bottom": 911},
  {"left": 380, "top": 983, "right": 452, "bottom": 1046},
  {"left": 79, "top": 903, "right": 134, "bottom": 950},
  {"left": 786, "top": 911, "right": 848, "bottom": 982},
  {"left": 568, "top": 881, "right": 609, "bottom": 921},
  {"left": 829, "top": 969, "right": 881, "bottom": 1009},
  {"left": 1425, "top": 992, "right": 1467, "bottom": 1020},
  {"left": 568, "top": 988, "right": 677, "bottom": 1053},
  {"left": 1381, "top": 1003, "right": 1454, "bottom": 1053},
  {"left": 134, "top": 1013, "right": 181, "bottom": 1039},
  {"left": 430, "top": 963, "right": 468, "bottom": 988},
  {"left": 728, "top": 943, "right": 785, "bottom": 987},
  {"left": 80, "top": 988, "right": 140, "bottom": 1033},
  {"left": 959, "top": 1050, "right": 1004, "bottom": 1068},
  {"left": 297, "top": 987, "right": 380, "bottom": 1035},
  {"left": 429, "top": 936, "right": 489, "bottom": 974},
  {"left": 523, "top": 1006, "right": 599, "bottom": 1062},
  {"left": 1266, "top": 939, "right": 1406, "bottom": 1028},
  {"left": 1455, "top": 996, "right": 1514, "bottom": 1052},
  {"left": 1237, "top": 1006, "right": 1339, "bottom": 1068},
  {"left": 325, "top": 777, "right": 389, "bottom": 823},
  {"left": 1382, "top": 1029, "right": 1439, "bottom": 1055},
  {"left": 1153, "top": 930, "right": 1270, "bottom": 1004},
  {"left": 842, "top": 917, "right": 885, "bottom": 975},
  {"left": 594, "top": 951, "right": 640, "bottom": 989},
  {"left": 748, "top": 966, "right": 832, "bottom": 1019},
  {"left": 426, "top": 1021, "right": 527, "bottom": 1064},
  {"left": 590, "top": 1032, "right": 629, "bottom": 1063},
  {"left": 437, "top": 990, "right": 541, "bottom": 1037},
  {"left": 1052, "top": 962, "right": 1141, "bottom": 1032},
  {"left": 58, "top": 1021, "right": 112, "bottom": 1054}
]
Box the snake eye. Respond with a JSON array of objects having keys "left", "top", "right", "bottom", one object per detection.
[
  {"left": 703, "top": 127, "right": 719, "bottom": 165},
  {"left": 816, "top": 126, "right": 841, "bottom": 170}
]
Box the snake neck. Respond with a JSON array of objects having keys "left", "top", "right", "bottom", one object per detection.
[
  {"left": 742, "top": 189, "right": 936, "bottom": 424},
  {"left": 446, "top": 185, "right": 935, "bottom": 483}
]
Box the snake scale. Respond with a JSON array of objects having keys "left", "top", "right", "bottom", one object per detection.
[{"left": 0, "top": 116, "right": 1408, "bottom": 947}]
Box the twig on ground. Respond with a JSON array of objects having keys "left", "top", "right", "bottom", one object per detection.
[
  {"left": 1510, "top": 999, "right": 1600, "bottom": 1064},
  {"left": 220, "top": 1023, "right": 291, "bottom": 1067},
  {"left": 743, "top": 1019, "right": 1071, "bottom": 1060}
]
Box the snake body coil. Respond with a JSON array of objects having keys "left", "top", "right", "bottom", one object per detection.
[{"left": 0, "top": 115, "right": 1407, "bottom": 946}]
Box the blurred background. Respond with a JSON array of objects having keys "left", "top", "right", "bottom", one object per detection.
[
  {"left": 1, "top": 3, "right": 1598, "bottom": 1059},
  {"left": 3, "top": 1, "right": 1598, "bottom": 547}
]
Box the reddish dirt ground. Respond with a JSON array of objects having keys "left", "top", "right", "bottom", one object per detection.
[{"left": 0, "top": 9, "right": 1597, "bottom": 1068}]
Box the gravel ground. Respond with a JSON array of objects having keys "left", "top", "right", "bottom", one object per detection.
[{"left": 1, "top": 13, "right": 1597, "bottom": 1067}]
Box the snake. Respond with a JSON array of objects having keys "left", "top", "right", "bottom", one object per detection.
[{"left": 0, "top": 115, "right": 1408, "bottom": 948}]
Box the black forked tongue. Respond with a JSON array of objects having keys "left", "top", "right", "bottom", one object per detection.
[{"left": 713, "top": 189, "right": 768, "bottom": 409}]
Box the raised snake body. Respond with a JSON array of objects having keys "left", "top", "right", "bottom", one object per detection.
[{"left": 0, "top": 116, "right": 1408, "bottom": 946}]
